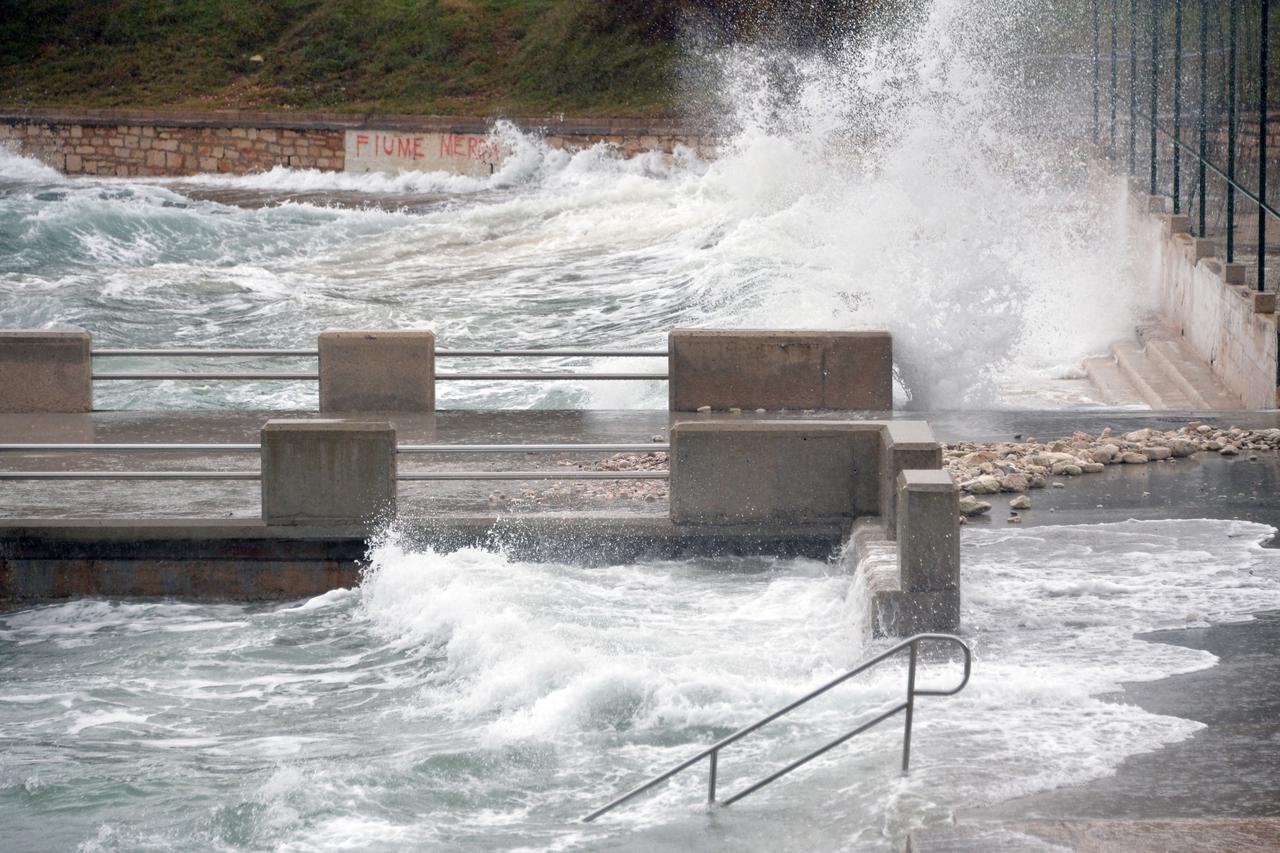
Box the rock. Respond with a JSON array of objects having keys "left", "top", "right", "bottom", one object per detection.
[
  {"left": 1050, "top": 462, "right": 1083, "bottom": 476},
  {"left": 961, "top": 451, "right": 999, "bottom": 466},
  {"left": 755, "top": 408, "right": 766, "bottom": 413},
  {"left": 1007, "top": 514, "right": 1022, "bottom": 524},
  {"left": 999, "top": 473, "right": 1030, "bottom": 492},
  {"left": 962, "top": 475, "right": 1002, "bottom": 495},
  {"left": 1052, "top": 481, "right": 1066, "bottom": 489},
  {"left": 1099, "top": 427, "right": 1114, "bottom": 438},
  {"left": 1185, "top": 421, "right": 1202, "bottom": 431},
  {"left": 1120, "top": 452, "right": 1149, "bottom": 464},
  {"left": 1219, "top": 444, "right": 1240, "bottom": 456},
  {"left": 1091, "top": 445, "right": 1118, "bottom": 463},
  {"left": 959, "top": 496, "right": 992, "bottom": 517},
  {"left": 1124, "top": 429, "right": 1153, "bottom": 442},
  {"left": 1081, "top": 462, "right": 1105, "bottom": 473},
  {"left": 1009, "top": 495, "right": 1032, "bottom": 510},
  {"left": 697, "top": 405, "right": 711, "bottom": 413},
  {"left": 1197, "top": 424, "right": 1213, "bottom": 433},
  {"left": 1205, "top": 440, "right": 1223, "bottom": 451},
  {"left": 249, "top": 54, "right": 264, "bottom": 63},
  {"left": 1167, "top": 439, "right": 1197, "bottom": 457},
  {"left": 651, "top": 435, "right": 665, "bottom": 443},
  {"left": 729, "top": 407, "right": 742, "bottom": 413},
  {"left": 1142, "top": 446, "right": 1172, "bottom": 461},
  {"left": 1028, "top": 475, "right": 1048, "bottom": 489}
]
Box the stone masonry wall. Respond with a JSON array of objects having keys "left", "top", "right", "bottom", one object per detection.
[{"left": 0, "top": 108, "right": 711, "bottom": 178}]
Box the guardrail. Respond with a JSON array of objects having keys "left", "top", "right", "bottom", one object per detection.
[
  {"left": 0, "top": 441, "right": 670, "bottom": 482},
  {"left": 583, "top": 634, "right": 972, "bottom": 822},
  {"left": 89, "top": 347, "right": 670, "bottom": 382}
]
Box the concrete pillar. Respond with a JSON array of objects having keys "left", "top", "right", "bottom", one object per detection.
[
  {"left": 669, "top": 420, "right": 879, "bottom": 525},
  {"left": 261, "top": 420, "right": 396, "bottom": 526},
  {"left": 318, "top": 330, "right": 434, "bottom": 413},
  {"left": 879, "top": 421, "right": 943, "bottom": 539},
  {"left": 0, "top": 329, "right": 93, "bottom": 413},
  {"left": 893, "top": 469, "right": 960, "bottom": 633},
  {"left": 668, "top": 329, "right": 893, "bottom": 412}
]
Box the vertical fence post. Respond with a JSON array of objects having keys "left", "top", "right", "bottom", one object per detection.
[
  {"left": 707, "top": 750, "right": 718, "bottom": 805},
  {"left": 1260, "top": 0, "right": 1270, "bottom": 293},
  {"left": 902, "top": 639, "right": 918, "bottom": 774},
  {"left": 1131, "top": 0, "right": 1139, "bottom": 174},
  {"left": 1199, "top": 0, "right": 1208, "bottom": 235},
  {"left": 1150, "top": 0, "right": 1161, "bottom": 195},
  {"left": 1173, "top": 0, "right": 1183, "bottom": 213},
  {"left": 1094, "top": 0, "right": 1102, "bottom": 143},
  {"left": 1112, "top": 0, "right": 1120, "bottom": 156},
  {"left": 1228, "top": 0, "right": 1239, "bottom": 263}
]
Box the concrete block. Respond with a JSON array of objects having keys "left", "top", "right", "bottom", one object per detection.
[
  {"left": 874, "top": 587, "right": 961, "bottom": 637},
  {"left": 1164, "top": 213, "right": 1190, "bottom": 235},
  {"left": 1192, "top": 238, "right": 1216, "bottom": 260},
  {"left": 668, "top": 329, "right": 892, "bottom": 412},
  {"left": 1147, "top": 194, "right": 1167, "bottom": 213},
  {"left": 1223, "top": 263, "right": 1247, "bottom": 285},
  {"left": 261, "top": 420, "right": 396, "bottom": 526},
  {"left": 0, "top": 329, "right": 93, "bottom": 413},
  {"left": 669, "top": 420, "right": 879, "bottom": 525},
  {"left": 879, "top": 421, "right": 943, "bottom": 538},
  {"left": 319, "top": 330, "right": 434, "bottom": 413},
  {"left": 1250, "top": 291, "right": 1276, "bottom": 314},
  {"left": 896, "top": 469, "right": 959, "bottom": 593}
]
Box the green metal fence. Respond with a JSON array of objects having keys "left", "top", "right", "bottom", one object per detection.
[{"left": 1096, "top": 0, "right": 1277, "bottom": 292}]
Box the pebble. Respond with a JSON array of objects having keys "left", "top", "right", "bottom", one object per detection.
[
  {"left": 1007, "top": 514, "right": 1022, "bottom": 524},
  {"left": 1009, "top": 494, "right": 1032, "bottom": 510},
  {"left": 1052, "top": 482, "right": 1066, "bottom": 489},
  {"left": 958, "top": 495, "right": 992, "bottom": 517}
]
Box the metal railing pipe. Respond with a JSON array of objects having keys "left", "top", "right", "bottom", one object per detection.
[
  {"left": 1260, "top": 0, "right": 1270, "bottom": 293},
  {"left": 0, "top": 444, "right": 258, "bottom": 453},
  {"left": 1199, "top": 0, "right": 1208, "bottom": 234},
  {"left": 1111, "top": 0, "right": 1119, "bottom": 156},
  {"left": 0, "top": 471, "right": 260, "bottom": 480},
  {"left": 397, "top": 471, "right": 668, "bottom": 481},
  {"left": 92, "top": 373, "right": 319, "bottom": 381},
  {"left": 90, "top": 348, "right": 669, "bottom": 359},
  {"left": 1093, "top": 0, "right": 1102, "bottom": 143},
  {"left": 1150, "top": 0, "right": 1160, "bottom": 195},
  {"left": 397, "top": 443, "right": 669, "bottom": 454},
  {"left": 434, "top": 373, "right": 667, "bottom": 381},
  {"left": 1131, "top": 0, "right": 1139, "bottom": 174},
  {"left": 1228, "top": 0, "right": 1239, "bottom": 262},
  {"left": 1173, "top": 0, "right": 1183, "bottom": 213}
]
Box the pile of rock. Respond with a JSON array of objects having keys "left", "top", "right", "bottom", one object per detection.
[{"left": 947, "top": 422, "right": 1279, "bottom": 519}]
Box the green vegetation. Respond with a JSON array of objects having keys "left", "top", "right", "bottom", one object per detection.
[{"left": 0, "top": 0, "right": 875, "bottom": 116}]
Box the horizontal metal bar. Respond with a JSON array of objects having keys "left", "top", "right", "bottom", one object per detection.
[
  {"left": 435, "top": 373, "right": 668, "bottom": 381},
  {"left": 0, "top": 471, "right": 260, "bottom": 480},
  {"left": 91, "top": 349, "right": 668, "bottom": 358},
  {"left": 398, "top": 444, "right": 669, "bottom": 454},
  {"left": 92, "top": 373, "right": 666, "bottom": 382},
  {"left": 437, "top": 350, "right": 668, "bottom": 358},
  {"left": 92, "top": 349, "right": 317, "bottom": 357},
  {"left": 0, "top": 444, "right": 259, "bottom": 453},
  {"left": 398, "top": 471, "right": 668, "bottom": 481},
  {"left": 93, "top": 373, "right": 319, "bottom": 381}
]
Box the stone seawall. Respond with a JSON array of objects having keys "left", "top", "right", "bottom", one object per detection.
[{"left": 0, "top": 108, "right": 711, "bottom": 177}]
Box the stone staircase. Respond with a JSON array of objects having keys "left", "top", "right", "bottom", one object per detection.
[{"left": 1082, "top": 326, "right": 1245, "bottom": 410}]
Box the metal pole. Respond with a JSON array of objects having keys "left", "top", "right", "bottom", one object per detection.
[
  {"left": 1151, "top": 0, "right": 1161, "bottom": 195},
  {"left": 1260, "top": 0, "right": 1270, "bottom": 293},
  {"left": 1112, "top": 0, "right": 1120, "bottom": 156},
  {"left": 1173, "top": 0, "right": 1183, "bottom": 213},
  {"left": 707, "top": 751, "right": 718, "bottom": 805},
  {"left": 1199, "top": 0, "right": 1208, "bottom": 235},
  {"left": 902, "top": 640, "right": 918, "bottom": 773},
  {"left": 1131, "top": 0, "right": 1140, "bottom": 174},
  {"left": 1094, "top": 0, "right": 1102, "bottom": 143},
  {"left": 1228, "top": 0, "right": 1239, "bottom": 262}
]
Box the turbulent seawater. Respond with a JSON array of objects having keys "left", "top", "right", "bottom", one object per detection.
[
  {"left": 2, "top": 520, "right": 1278, "bottom": 851},
  {"left": 0, "top": 0, "right": 1148, "bottom": 411}
]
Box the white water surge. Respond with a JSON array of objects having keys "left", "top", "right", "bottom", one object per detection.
[
  {"left": 0, "top": 0, "right": 1148, "bottom": 411},
  {"left": 1, "top": 520, "right": 1278, "bottom": 851}
]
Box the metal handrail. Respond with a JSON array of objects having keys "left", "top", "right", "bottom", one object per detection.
[
  {"left": 0, "top": 443, "right": 668, "bottom": 454},
  {"left": 399, "top": 471, "right": 667, "bottom": 481},
  {"left": 91, "top": 349, "right": 669, "bottom": 358},
  {"left": 90, "top": 372, "right": 667, "bottom": 381},
  {"left": 0, "top": 471, "right": 259, "bottom": 480},
  {"left": 582, "top": 634, "right": 971, "bottom": 823}
]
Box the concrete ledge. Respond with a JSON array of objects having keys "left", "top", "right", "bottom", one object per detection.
[
  {"left": 0, "top": 329, "right": 92, "bottom": 414},
  {"left": 261, "top": 420, "right": 396, "bottom": 526},
  {"left": 896, "top": 469, "right": 959, "bottom": 593},
  {"left": 319, "top": 329, "right": 435, "bottom": 413},
  {"left": 0, "top": 515, "right": 844, "bottom": 601},
  {"left": 668, "top": 329, "right": 893, "bottom": 412}
]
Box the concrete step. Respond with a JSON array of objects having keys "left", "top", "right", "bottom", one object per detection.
[
  {"left": 1082, "top": 356, "right": 1145, "bottom": 407},
  {"left": 908, "top": 818, "right": 1280, "bottom": 853},
  {"left": 1111, "top": 341, "right": 1196, "bottom": 409},
  {"left": 1144, "top": 338, "right": 1245, "bottom": 410}
]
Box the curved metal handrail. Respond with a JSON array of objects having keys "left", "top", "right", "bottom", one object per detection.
[{"left": 583, "top": 633, "right": 971, "bottom": 823}]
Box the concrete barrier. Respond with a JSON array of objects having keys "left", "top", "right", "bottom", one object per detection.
[
  {"left": 879, "top": 421, "right": 944, "bottom": 538},
  {"left": 319, "top": 330, "right": 435, "bottom": 413},
  {"left": 261, "top": 419, "right": 396, "bottom": 526},
  {"left": 0, "top": 329, "right": 93, "bottom": 414},
  {"left": 668, "top": 329, "right": 893, "bottom": 412},
  {"left": 669, "top": 420, "right": 881, "bottom": 525}
]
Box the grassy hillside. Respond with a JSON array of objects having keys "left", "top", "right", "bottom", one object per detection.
[{"left": 0, "top": 0, "right": 875, "bottom": 116}]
